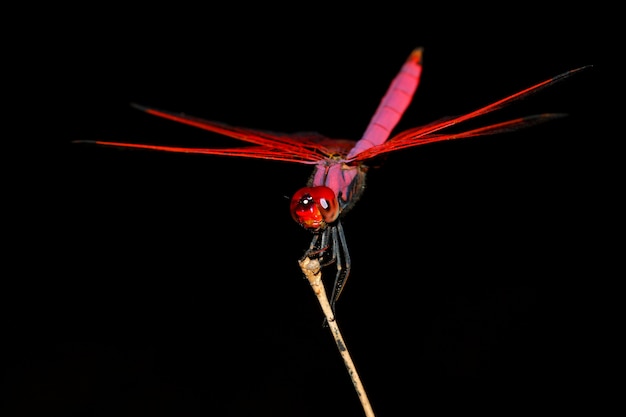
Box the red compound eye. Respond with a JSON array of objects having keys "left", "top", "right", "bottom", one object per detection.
[{"left": 290, "top": 186, "right": 339, "bottom": 231}]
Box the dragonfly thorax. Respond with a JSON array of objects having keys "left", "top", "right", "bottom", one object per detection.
[{"left": 309, "top": 163, "right": 367, "bottom": 215}]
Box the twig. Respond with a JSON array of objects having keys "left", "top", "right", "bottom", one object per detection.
[{"left": 298, "top": 257, "right": 376, "bottom": 417}]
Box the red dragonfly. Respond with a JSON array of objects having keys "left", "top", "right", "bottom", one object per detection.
[{"left": 81, "top": 48, "right": 589, "bottom": 315}]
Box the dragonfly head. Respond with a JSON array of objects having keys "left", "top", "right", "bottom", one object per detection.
[{"left": 290, "top": 186, "right": 340, "bottom": 232}]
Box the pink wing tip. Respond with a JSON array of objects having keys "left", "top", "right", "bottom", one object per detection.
[{"left": 407, "top": 47, "right": 423, "bottom": 64}]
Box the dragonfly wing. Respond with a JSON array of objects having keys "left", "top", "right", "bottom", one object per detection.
[
  {"left": 130, "top": 103, "right": 330, "bottom": 149},
  {"left": 76, "top": 104, "right": 340, "bottom": 164},
  {"left": 79, "top": 141, "right": 325, "bottom": 164},
  {"left": 355, "top": 113, "right": 567, "bottom": 158},
  {"left": 347, "top": 48, "right": 424, "bottom": 159},
  {"left": 349, "top": 65, "right": 591, "bottom": 162}
]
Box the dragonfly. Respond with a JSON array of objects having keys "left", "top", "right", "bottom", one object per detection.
[{"left": 81, "top": 48, "right": 589, "bottom": 317}]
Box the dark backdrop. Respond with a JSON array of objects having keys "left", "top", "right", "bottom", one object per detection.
[{"left": 6, "top": 5, "right": 601, "bottom": 417}]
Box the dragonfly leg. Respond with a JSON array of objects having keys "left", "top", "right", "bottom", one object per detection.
[
  {"left": 329, "top": 221, "right": 351, "bottom": 315},
  {"left": 300, "top": 233, "right": 321, "bottom": 262},
  {"left": 302, "top": 229, "right": 334, "bottom": 266}
]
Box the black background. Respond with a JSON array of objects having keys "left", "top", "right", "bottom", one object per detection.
[{"left": 6, "top": 4, "right": 604, "bottom": 417}]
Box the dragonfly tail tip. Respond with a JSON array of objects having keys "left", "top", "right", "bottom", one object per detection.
[{"left": 409, "top": 47, "right": 424, "bottom": 64}]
